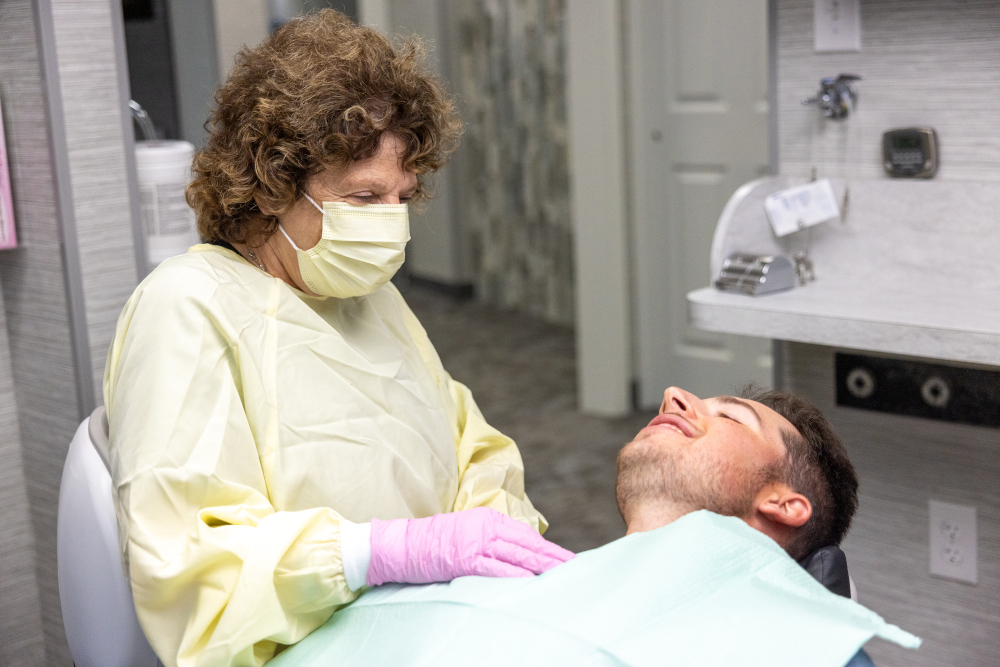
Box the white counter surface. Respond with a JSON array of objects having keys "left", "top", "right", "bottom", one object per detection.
[{"left": 688, "top": 178, "right": 1000, "bottom": 366}]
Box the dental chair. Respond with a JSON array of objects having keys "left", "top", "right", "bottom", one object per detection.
[
  {"left": 800, "top": 546, "right": 858, "bottom": 602},
  {"left": 57, "top": 406, "right": 161, "bottom": 667},
  {"left": 55, "top": 406, "right": 862, "bottom": 667}
]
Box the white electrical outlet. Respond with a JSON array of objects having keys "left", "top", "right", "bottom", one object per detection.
[
  {"left": 814, "top": 0, "right": 861, "bottom": 52},
  {"left": 929, "top": 500, "right": 978, "bottom": 585}
]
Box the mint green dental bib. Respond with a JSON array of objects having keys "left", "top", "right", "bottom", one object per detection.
[{"left": 271, "top": 511, "right": 919, "bottom": 667}]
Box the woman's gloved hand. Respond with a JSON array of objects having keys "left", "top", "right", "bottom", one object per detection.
[{"left": 366, "top": 507, "right": 574, "bottom": 586}]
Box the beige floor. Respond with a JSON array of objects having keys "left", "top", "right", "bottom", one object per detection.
[{"left": 401, "top": 284, "right": 657, "bottom": 553}]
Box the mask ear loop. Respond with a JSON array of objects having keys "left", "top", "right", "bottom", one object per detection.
[
  {"left": 302, "top": 192, "right": 325, "bottom": 214},
  {"left": 278, "top": 224, "right": 302, "bottom": 252},
  {"left": 279, "top": 193, "right": 326, "bottom": 252}
]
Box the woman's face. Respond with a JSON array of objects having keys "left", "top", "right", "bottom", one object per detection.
[{"left": 264, "top": 133, "right": 418, "bottom": 294}]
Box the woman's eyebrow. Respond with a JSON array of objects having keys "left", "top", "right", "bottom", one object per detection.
[
  {"left": 345, "top": 180, "right": 390, "bottom": 193},
  {"left": 715, "top": 396, "right": 763, "bottom": 428}
]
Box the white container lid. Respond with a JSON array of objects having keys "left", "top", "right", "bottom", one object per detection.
[{"left": 135, "top": 140, "right": 195, "bottom": 182}]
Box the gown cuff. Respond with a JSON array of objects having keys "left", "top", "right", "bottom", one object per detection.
[{"left": 341, "top": 520, "right": 372, "bottom": 591}]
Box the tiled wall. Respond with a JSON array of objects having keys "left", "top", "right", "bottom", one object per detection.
[{"left": 453, "top": 0, "right": 574, "bottom": 325}]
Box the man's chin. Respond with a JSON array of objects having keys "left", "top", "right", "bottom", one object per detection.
[{"left": 616, "top": 442, "right": 758, "bottom": 525}]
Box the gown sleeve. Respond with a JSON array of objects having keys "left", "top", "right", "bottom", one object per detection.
[
  {"left": 391, "top": 287, "right": 549, "bottom": 535},
  {"left": 447, "top": 377, "right": 549, "bottom": 534},
  {"left": 103, "top": 265, "right": 358, "bottom": 667}
]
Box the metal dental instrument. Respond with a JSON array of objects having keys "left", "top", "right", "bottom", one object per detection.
[{"left": 803, "top": 74, "right": 861, "bottom": 120}]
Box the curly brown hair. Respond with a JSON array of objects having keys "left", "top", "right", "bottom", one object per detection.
[{"left": 186, "top": 9, "right": 462, "bottom": 246}]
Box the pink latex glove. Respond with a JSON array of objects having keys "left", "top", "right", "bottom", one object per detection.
[{"left": 366, "top": 507, "right": 574, "bottom": 586}]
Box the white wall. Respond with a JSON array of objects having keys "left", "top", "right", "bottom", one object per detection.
[
  {"left": 168, "top": 0, "right": 221, "bottom": 147},
  {"left": 357, "top": 0, "right": 389, "bottom": 33},
  {"left": 389, "top": 0, "right": 469, "bottom": 286},
  {"left": 212, "top": 0, "right": 270, "bottom": 80},
  {"left": 565, "top": 0, "right": 632, "bottom": 416}
]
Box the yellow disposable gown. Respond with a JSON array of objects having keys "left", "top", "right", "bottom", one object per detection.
[{"left": 103, "top": 244, "right": 546, "bottom": 667}]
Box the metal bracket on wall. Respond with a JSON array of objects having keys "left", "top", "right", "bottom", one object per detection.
[{"left": 835, "top": 353, "right": 1000, "bottom": 428}]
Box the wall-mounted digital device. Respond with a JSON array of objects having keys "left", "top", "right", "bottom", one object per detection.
[{"left": 882, "top": 127, "right": 938, "bottom": 178}]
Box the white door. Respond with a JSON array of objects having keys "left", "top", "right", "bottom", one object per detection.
[{"left": 627, "top": 0, "right": 771, "bottom": 407}]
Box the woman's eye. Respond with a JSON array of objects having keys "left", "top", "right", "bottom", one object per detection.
[{"left": 719, "top": 412, "right": 741, "bottom": 424}]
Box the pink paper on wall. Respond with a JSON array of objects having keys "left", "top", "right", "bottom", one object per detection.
[{"left": 0, "top": 97, "right": 17, "bottom": 250}]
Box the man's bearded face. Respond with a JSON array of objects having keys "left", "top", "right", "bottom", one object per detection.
[{"left": 616, "top": 388, "right": 792, "bottom": 525}]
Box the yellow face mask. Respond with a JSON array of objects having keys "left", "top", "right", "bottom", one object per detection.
[{"left": 279, "top": 194, "right": 410, "bottom": 298}]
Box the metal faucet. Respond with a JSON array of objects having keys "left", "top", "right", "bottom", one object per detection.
[
  {"left": 129, "top": 100, "right": 158, "bottom": 141},
  {"left": 803, "top": 74, "right": 861, "bottom": 120}
]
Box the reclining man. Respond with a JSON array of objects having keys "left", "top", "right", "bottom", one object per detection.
[
  {"left": 270, "top": 386, "right": 920, "bottom": 667},
  {"left": 618, "top": 385, "right": 855, "bottom": 568}
]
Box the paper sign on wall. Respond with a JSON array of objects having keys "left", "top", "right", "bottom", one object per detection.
[
  {"left": 0, "top": 97, "right": 16, "bottom": 250},
  {"left": 763, "top": 179, "right": 839, "bottom": 238}
]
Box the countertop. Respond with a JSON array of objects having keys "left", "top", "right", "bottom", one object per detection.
[{"left": 687, "top": 177, "right": 1000, "bottom": 366}]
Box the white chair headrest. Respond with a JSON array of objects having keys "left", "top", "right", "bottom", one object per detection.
[{"left": 88, "top": 405, "right": 111, "bottom": 476}]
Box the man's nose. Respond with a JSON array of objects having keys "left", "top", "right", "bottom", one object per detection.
[{"left": 660, "top": 387, "right": 702, "bottom": 418}]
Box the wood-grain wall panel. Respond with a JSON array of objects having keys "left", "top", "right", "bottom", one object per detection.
[
  {"left": 51, "top": 0, "right": 139, "bottom": 405},
  {"left": 782, "top": 342, "right": 1000, "bottom": 667},
  {"left": 777, "top": 0, "right": 1000, "bottom": 182},
  {"left": 0, "top": 0, "right": 77, "bottom": 661},
  {"left": 0, "top": 267, "right": 45, "bottom": 666},
  {"left": 773, "top": 4, "right": 1000, "bottom": 663},
  {"left": 0, "top": 0, "right": 140, "bottom": 663}
]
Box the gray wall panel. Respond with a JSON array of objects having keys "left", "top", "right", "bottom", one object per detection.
[
  {"left": 773, "top": 3, "right": 1000, "bottom": 664},
  {"left": 0, "top": 277, "right": 45, "bottom": 665},
  {"left": 777, "top": 0, "right": 1000, "bottom": 182},
  {"left": 782, "top": 342, "right": 1000, "bottom": 667},
  {"left": 0, "top": 0, "right": 140, "bottom": 663},
  {"left": 50, "top": 0, "right": 139, "bottom": 407},
  {"left": 0, "top": 0, "right": 76, "bottom": 663}
]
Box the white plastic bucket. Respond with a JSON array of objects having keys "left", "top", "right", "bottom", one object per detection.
[{"left": 135, "top": 140, "right": 199, "bottom": 267}]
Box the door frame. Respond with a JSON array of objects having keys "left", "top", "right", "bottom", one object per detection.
[{"left": 566, "top": 0, "right": 633, "bottom": 416}]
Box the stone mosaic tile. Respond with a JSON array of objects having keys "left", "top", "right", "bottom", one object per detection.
[{"left": 454, "top": 0, "right": 574, "bottom": 326}]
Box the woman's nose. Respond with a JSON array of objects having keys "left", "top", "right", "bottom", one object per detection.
[{"left": 660, "top": 386, "right": 701, "bottom": 418}]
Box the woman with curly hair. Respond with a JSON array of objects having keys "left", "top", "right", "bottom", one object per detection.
[{"left": 103, "top": 11, "right": 571, "bottom": 667}]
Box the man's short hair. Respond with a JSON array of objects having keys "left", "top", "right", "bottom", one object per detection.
[{"left": 740, "top": 386, "right": 859, "bottom": 560}]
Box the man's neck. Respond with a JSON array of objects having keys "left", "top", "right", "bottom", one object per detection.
[
  {"left": 626, "top": 502, "right": 796, "bottom": 553},
  {"left": 625, "top": 502, "right": 697, "bottom": 535}
]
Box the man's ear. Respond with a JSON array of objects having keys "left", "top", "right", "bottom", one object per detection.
[{"left": 756, "top": 484, "right": 812, "bottom": 529}]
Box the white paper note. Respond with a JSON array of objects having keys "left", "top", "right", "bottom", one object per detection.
[{"left": 764, "top": 179, "right": 840, "bottom": 238}]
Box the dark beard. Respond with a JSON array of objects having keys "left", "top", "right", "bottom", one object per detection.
[{"left": 615, "top": 437, "right": 764, "bottom": 526}]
